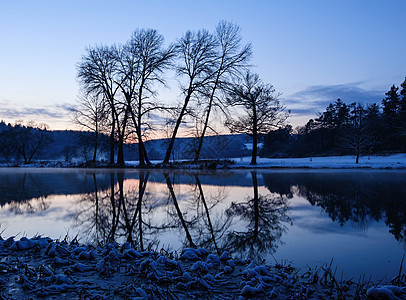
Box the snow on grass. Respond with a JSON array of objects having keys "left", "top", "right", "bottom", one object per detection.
[
  {"left": 2, "top": 154, "right": 406, "bottom": 169},
  {"left": 1, "top": 235, "right": 404, "bottom": 299},
  {"left": 230, "top": 154, "right": 406, "bottom": 169}
]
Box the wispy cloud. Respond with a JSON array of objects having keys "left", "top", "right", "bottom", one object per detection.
[
  {"left": 0, "top": 101, "right": 73, "bottom": 120},
  {"left": 283, "top": 82, "right": 384, "bottom": 117}
]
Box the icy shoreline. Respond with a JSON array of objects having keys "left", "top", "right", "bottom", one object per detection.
[
  {"left": 228, "top": 154, "right": 406, "bottom": 169},
  {"left": 1, "top": 154, "right": 406, "bottom": 169},
  {"left": 1, "top": 236, "right": 405, "bottom": 299}
]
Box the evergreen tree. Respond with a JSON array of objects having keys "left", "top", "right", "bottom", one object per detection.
[
  {"left": 398, "top": 78, "right": 406, "bottom": 150},
  {"left": 400, "top": 78, "right": 406, "bottom": 109},
  {"left": 364, "top": 103, "right": 382, "bottom": 152},
  {"left": 382, "top": 85, "right": 400, "bottom": 121},
  {"left": 382, "top": 84, "right": 401, "bottom": 150}
]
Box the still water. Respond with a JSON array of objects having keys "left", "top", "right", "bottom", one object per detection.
[{"left": 0, "top": 168, "right": 405, "bottom": 281}]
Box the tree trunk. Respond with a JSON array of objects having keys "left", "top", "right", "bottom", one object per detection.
[
  {"left": 116, "top": 109, "right": 129, "bottom": 166},
  {"left": 194, "top": 72, "right": 220, "bottom": 162},
  {"left": 117, "top": 136, "right": 125, "bottom": 166},
  {"left": 109, "top": 113, "right": 115, "bottom": 165},
  {"left": 194, "top": 102, "right": 212, "bottom": 163},
  {"left": 92, "top": 131, "right": 98, "bottom": 163},
  {"left": 250, "top": 104, "right": 258, "bottom": 165},
  {"left": 136, "top": 127, "right": 151, "bottom": 166},
  {"left": 251, "top": 134, "right": 258, "bottom": 165},
  {"left": 27, "top": 134, "right": 44, "bottom": 164},
  {"left": 163, "top": 93, "right": 191, "bottom": 164},
  {"left": 142, "top": 142, "right": 151, "bottom": 165},
  {"left": 137, "top": 82, "right": 151, "bottom": 166},
  {"left": 137, "top": 139, "right": 145, "bottom": 167}
]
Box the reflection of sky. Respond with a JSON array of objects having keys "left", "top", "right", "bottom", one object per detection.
[
  {"left": 277, "top": 194, "right": 405, "bottom": 281},
  {"left": 0, "top": 194, "right": 79, "bottom": 239}
]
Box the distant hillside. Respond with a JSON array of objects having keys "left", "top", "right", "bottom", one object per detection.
[
  {"left": 0, "top": 122, "right": 252, "bottom": 162},
  {"left": 126, "top": 134, "right": 252, "bottom": 161}
]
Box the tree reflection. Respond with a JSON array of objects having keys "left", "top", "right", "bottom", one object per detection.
[
  {"left": 67, "top": 170, "right": 406, "bottom": 255},
  {"left": 6, "top": 173, "right": 50, "bottom": 214},
  {"left": 73, "top": 172, "right": 155, "bottom": 248},
  {"left": 194, "top": 174, "right": 220, "bottom": 253},
  {"left": 225, "top": 171, "right": 291, "bottom": 260},
  {"left": 72, "top": 171, "right": 233, "bottom": 252},
  {"left": 263, "top": 172, "right": 406, "bottom": 241},
  {"left": 126, "top": 171, "right": 149, "bottom": 250},
  {"left": 188, "top": 174, "right": 232, "bottom": 254},
  {"left": 71, "top": 170, "right": 291, "bottom": 258},
  {"left": 164, "top": 172, "right": 196, "bottom": 248}
]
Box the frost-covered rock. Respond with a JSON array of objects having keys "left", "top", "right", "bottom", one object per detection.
[
  {"left": 206, "top": 254, "right": 220, "bottom": 266},
  {"left": 366, "top": 285, "right": 403, "bottom": 300},
  {"left": 180, "top": 248, "right": 203, "bottom": 261},
  {"left": 220, "top": 251, "right": 231, "bottom": 261},
  {"left": 123, "top": 248, "right": 142, "bottom": 259},
  {"left": 240, "top": 283, "right": 265, "bottom": 297}
]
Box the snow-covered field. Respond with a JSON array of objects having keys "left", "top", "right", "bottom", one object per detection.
[
  {"left": 1, "top": 154, "right": 406, "bottom": 169},
  {"left": 230, "top": 154, "right": 406, "bottom": 169}
]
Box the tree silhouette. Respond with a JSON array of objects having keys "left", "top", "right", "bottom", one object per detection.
[
  {"left": 225, "top": 72, "right": 288, "bottom": 164},
  {"left": 193, "top": 21, "right": 252, "bottom": 162},
  {"left": 163, "top": 29, "right": 218, "bottom": 164}
]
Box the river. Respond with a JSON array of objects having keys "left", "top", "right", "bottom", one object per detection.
[{"left": 1, "top": 168, "right": 405, "bottom": 281}]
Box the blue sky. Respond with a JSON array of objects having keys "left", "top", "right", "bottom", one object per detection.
[{"left": 0, "top": 0, "right": 405, "bottom": 130}]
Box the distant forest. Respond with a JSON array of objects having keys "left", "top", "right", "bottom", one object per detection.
[{"left": 261, "top": 78, "right": 406, "bottom": 162}]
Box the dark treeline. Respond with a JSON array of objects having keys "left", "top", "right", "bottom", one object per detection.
[
  {"left": 262, "top": 78, "right": 406, "bottom": 162},
  {"left": 0, "top": 122, "right": 114, "bottom": 164},
  {"left": 0, "top": 121, "right": 52, "bottom": 164}
]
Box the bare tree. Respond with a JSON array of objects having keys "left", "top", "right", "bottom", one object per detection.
[
  {"left": 225, "top": 72, "right": 288, "bottom": 165},
  {"left": 163, "top": 29, "right": 218, "bottom": 164},
  {"left": 72, "top": 93, "right": 108, "bottom": 163},
  {"left": 11, "top": 121, "right": 51, "bottom": 164},
  {"left": 339, "top": 103, "right": 371, "bottom": 164},
  {"left": 193, "top": 21, "right": 252, "bottom": 162},
  {"left": 77, "top": 45, "right": 127, "bottom": 165},
  {"left": 117, "top": 29, "right": 175, "bottom": 166}
]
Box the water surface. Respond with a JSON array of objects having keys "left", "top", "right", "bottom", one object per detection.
[{"left": 1, "top": 168, "right": 405, "bottom": 281}]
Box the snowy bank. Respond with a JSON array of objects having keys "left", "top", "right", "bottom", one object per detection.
[
  {"left": 1, "top": 236, "right": 405, "bottom": 299},
  {"left": 1, "top": 154, "right": 406, "bottom": 169},
  {"left": 230, "top": 154, "right": 406, "bottom": 169}
]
